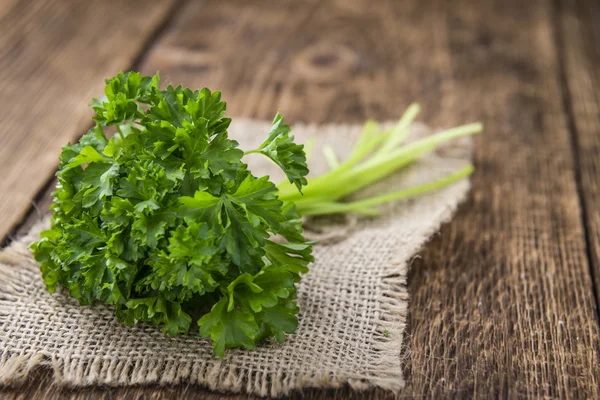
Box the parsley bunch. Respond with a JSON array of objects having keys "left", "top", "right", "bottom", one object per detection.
[
  {"left": 31, "top": 72, "right": 482, "bottom": 357},
  {"left": 31, "top": 72, "right": 312, "bottom": 357}
]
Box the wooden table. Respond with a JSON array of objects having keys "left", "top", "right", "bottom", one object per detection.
[{"left": 2, "top": 0, "right": 600, "bottom": 398}]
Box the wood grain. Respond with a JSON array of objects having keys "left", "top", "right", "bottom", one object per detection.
[
  {"left": 403, "top": 0, "right": 600, "bottom": 397},
  {"left": 0, "top": 0, "right": 177, "bottom": 242},
  {"left": 139, "top": 0, "right": 451, "bottom": 125},
  {"left": 557, "top": 0, "right": 600, "bottom": 313},
  {"left": 2, "top": 0, "right": 600, "bottom": 398}
]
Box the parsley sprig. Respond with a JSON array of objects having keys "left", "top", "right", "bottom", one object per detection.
[{"left": 31, "top": 72, "right": 481, "bottom": 357}]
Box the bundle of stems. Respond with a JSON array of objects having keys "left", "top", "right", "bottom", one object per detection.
[{"left": 276, "top": 104, "right": 482, "bottom": 216}]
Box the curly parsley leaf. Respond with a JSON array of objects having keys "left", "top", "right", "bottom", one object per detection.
[
  {"left": 250, "top": 111, "right": 309, "bottom": 193},
  {"left": 198, "top": 297, "right": 260, "bottom": 357},
  {"left": 258, "top": 300, "right": 299, "bottom": 344},
  {"left": 31, "top": 71, "right": 313, "bottom": 358}
]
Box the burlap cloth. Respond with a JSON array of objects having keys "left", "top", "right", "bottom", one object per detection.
[{"left": 0, "top": 119, "right": 472, "bottom": 397}]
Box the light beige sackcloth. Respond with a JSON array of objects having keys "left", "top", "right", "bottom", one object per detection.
[{"left": 0, "top": 119, "right": 472, "bottom": 397}]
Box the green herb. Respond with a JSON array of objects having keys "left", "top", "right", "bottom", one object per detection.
[
  {"left": 31, "top": 72, "right": 481, "bottom": 357},
  {"left": 383, "top": 329, "right": 391, "bottom": 336},
  {"left": 277, "top": 103, "right": 482, "bottom": 216}
]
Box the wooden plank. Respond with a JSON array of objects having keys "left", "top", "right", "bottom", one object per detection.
[
  {"left": 557, "top": 0, "right": 600, "bottom": 313},
  {"left": 4, "top": 0, "right": 600, "bottom": 398},
  {"left": 138, "top": 0, "right": 451, "bottom": 124},
  {"left": 0, "top": 0, "right": 177, "bottom": 242},
  {"left": 404, "top": 0, "right": 600, "bottom": 397}
]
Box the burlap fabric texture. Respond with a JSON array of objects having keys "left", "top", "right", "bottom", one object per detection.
[{"left": 0, "top": 119, "right": 472, "bottom": 397}]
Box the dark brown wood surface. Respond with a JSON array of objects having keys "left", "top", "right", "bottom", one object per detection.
[
  {"left": 405, "top": 0, "right": 600, "bottom": 396},
  {"left": 558, "top": 0, "right": 600, "bottom": 313},
  {"left": 2, "top": 0, "right": 600, "bottom": 398},
  {"left": 0, "top": 0, "right": 178, "bottom": 243}
]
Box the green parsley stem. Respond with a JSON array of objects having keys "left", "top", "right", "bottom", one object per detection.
[
  {"left": 293, "top": 164, "right": 474, "bottom": 216},
  {"left": 277, "top": 122, "right": 481, "bottom": 202}
]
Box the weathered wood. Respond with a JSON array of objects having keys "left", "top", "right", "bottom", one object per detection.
[
  {"left": 0, "top": 0, "right": 177, "bottom": 242},
  {"left": 557, "top": 0, "right": 600, "bottom": 313},
  {"left": 3, "top": 0, "right": 600, "bottom": 398},
  {"left": 139, "top": 0, "right": 450, "bottom": 125},
  {"left": 404, "top": 0, "right": 600, "bottom": 397}
]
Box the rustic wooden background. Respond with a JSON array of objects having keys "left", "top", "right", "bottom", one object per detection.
[{"left": 1, "top": 0, "right": 600, "bottom": 398}]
